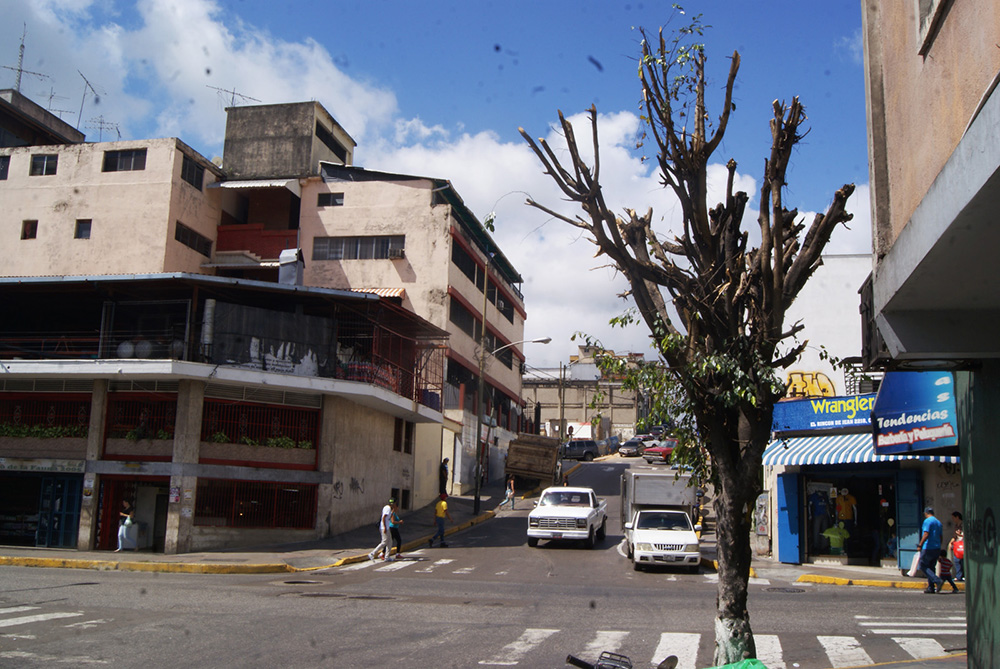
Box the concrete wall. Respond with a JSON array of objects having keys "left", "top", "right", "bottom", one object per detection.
[
  {"left": 862, "top": 1, "right": 1000, "bottom": 249},
  {"left": 783, "top": 254, "right": 873, "bottom": 396},
  {"left": 1, "top": 138, "right": 220, "bottom": 277},
  {"left": 323, "top": 396, "right": 412, "bottom": 537}
]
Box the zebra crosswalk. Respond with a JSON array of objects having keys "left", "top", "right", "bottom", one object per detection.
[{"left": 468, "top": 627, "right": 962, "bottom": 668}]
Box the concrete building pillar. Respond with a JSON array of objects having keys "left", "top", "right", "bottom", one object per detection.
[
  {"left": 164, "top": 379, "right": 204, "bottom": 554},
  {"left": 77, "top": 379, "right": 109, "bottom": 550},
  {"left": 315, "top": 394, "right": 337, "bottom": 538}
]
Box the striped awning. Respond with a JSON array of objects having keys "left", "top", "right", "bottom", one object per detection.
[
  {"left": 763, "top": 432, "right": 960, "bottom": 466},
  {"left": 350, "top": 287, "right": 405, "bottom": 299}
]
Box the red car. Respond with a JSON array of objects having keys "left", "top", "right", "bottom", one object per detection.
[{"left": 641, "top": 438, "right": 677, "bottom": 464}]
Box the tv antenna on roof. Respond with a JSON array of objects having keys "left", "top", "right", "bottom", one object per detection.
[
  {"left": 2, "top": 24, "right": 49, "bottom": 92},
  {"left": 39, "top": 87, "right": 73, "bottom": 118},
  {"left": 86, "top": 115, "right": 121, "bottom": 142},
  {"left": 76, "top": 70, "right": 105, "bottom": 130},
  {"left": 206, "top": 85, "right": 261, "bottom": 107}
]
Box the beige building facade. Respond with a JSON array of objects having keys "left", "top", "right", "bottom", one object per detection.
[{"left": 860, "top": 2, "right": 1000, "bottom": 665}]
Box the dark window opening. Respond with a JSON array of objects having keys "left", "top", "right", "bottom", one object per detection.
[
  {"left": 21, "top": 220, "right": 37, "bottom": 240},
  {"left": 315, "top": 121, "right": 348, "bottom": 162},
  {"left": 0, "top": 155, "right": 9, "bottom": 180},
  {"left": 175, "top": 221, "right": 212, "bottom": 257},
  {"left": 102, "top": 148, "right": 147, "bottom": 172},
  {"left": 74, "top": 219, "right": 92, "bottom": 239},
  {"left": 30, "top": 154, "right": 58, "bottom": 176},
  {"left": 313, "top": 235, "right": 405, "bottom": 260},
  {"left": 317, "top": 192, "right": 344, "bottom": 207},
  {"left": 181, "top": 154, "right": 204, "bottom": 190}
]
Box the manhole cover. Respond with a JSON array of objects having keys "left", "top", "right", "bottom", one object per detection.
[
  {"left": 300, "top": 593, "right": 346, "bottom": 598},
  {"left": 765, "top": 587, "right": 805, "bottom": 593},
  {"left": 283, "top": 580, "right": 322, "bottom": 585},
  {"left": 348, "top": 595, "right": 395, "bottom": 600}
]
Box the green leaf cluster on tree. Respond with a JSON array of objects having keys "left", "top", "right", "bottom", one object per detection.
[{"left": 519, "top": 8, "right": 854, "bottom": 664}]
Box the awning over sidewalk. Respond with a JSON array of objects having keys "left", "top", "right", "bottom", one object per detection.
[{"left": 763, "top": 432, "right": 959, "bottom": 466}]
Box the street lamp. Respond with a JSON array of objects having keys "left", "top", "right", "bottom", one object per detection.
[{"left": 473, "top": 336, "right": 551, "bottom": 514}]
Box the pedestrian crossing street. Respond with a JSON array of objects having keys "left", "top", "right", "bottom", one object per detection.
[{"left": 472, "top": 623, "right": 963, "bottom": 668}]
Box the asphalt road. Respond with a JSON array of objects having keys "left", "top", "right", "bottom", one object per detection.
[{"left": 0, "top": 460, "right": 967, "bottom": 668}]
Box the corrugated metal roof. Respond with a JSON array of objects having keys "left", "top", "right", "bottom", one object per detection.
[
  {"left": 209, "top": 179, "right": 301, "bottom": 197},
  {"left": 763, "top": 433, "right": 960, "bottom": 466}
]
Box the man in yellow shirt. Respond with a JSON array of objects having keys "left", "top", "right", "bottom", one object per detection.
[{"left": 430, "top": 493, "right": 453, "bottom": 548}]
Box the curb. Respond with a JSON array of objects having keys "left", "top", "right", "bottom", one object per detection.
[
  {"left": 797, "top": 573, "right": 966, "bottom": 591},
  {"left": 0, "top": 555, "right": 294, "bottom": 575}
]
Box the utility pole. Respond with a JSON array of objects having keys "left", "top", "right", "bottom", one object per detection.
[{"left": 473, "top": 255, "right": 492, "bottom": 516}]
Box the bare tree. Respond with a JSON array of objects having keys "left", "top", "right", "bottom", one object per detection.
[{"left": 519, "top": 24, "right": 854, "bottom": 664}]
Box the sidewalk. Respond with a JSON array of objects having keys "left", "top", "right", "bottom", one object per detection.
[{"left": 0, "top": 480, "right": 513, "bottom": 575}]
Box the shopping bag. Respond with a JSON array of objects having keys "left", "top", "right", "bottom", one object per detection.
[
  {"left": 954, "top": 538, "right": 964, "bottom": 559},
  {"left": 907, "top": 551, "right": 921, "bottom": 577}
]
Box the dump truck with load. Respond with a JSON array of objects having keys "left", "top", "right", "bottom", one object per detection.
[{"left": 505, "top": 433, "right": 562, "bottom": 487}]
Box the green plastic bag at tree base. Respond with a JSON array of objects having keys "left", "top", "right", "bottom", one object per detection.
[{"left": 704, "top": 659, "right": 769, "bottom": 669}]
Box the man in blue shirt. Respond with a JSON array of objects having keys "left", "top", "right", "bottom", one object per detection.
[{"left": 918, "top": 506, "right": 945, "bottom": 593}]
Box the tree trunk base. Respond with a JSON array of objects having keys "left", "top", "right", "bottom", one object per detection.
[{"left": 714, "top": 616, "right": 755, "bottom": 666}]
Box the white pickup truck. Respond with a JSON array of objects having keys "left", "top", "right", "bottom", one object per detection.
[{"left": 527, "top": 486, "right": 608, "bottom": 549}]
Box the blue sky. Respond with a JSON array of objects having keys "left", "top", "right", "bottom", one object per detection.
[{"left": 2, "top": 0, "right": 871, "bottom": 368}]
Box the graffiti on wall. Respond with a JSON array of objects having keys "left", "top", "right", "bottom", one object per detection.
[
  {"left": 786, "top": 371, "right": 836, "bottom": 398},
  {"left": 349, "top": 477, "right": 365, "bottom": 495}
]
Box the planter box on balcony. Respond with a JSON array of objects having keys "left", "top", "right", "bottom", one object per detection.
[
  {"left": 0, "top": 436, "right": 88, "bottom": 460},
  {"left": 199, "top": 441, "right": 316, "bottom": 468},
  {"left": 104, "top": 438, "right": 174, "bottom": 459}
]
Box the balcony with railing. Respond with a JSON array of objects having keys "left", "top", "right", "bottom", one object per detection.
[{"left": 0, "top": 278, "right": 446, "bottom": 412}]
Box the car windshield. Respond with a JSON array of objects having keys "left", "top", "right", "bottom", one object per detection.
[
  {"left": 636, "top": 511, "right": 691, "bottom": 531},
  {"left": 540, "top": 491, "right": 591, "bottom": 507}
]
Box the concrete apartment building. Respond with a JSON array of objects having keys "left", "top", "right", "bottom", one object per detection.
[
  {"left": 860, "top": 2, "right": 1000, "bottom": 664},
  {"left": 0, "top": 91, "right": 527, "bottom": 553}
]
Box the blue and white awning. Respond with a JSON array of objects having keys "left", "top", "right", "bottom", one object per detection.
[{"left": 763, "top": 432, "right": 960, "bottom": 466}]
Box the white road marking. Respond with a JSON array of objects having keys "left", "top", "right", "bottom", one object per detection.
[
  {"left": 754, "top": 634, "right": 786, "bottom": 669},
  {"left": 342, "top": 560, "right": 377, "bottom": 571},
  {"left": 478, "top": 628, "right": 559, "bottom": 666},
  {"left": 817, "top": 636, "right": 873, "bottom": 668},
  {"left": 415, "top": 558, "right": 454, "bottom": 573},
  {"left": 0, "top": 612, "right": 84, "bottom": 628},
  {"left": 64, "top": 619, "right": 112, "bottom": 629},
  {"left": 374, "top": 560, "right": 415, "bottom": 572},
  {"left": 893, "top": 637, "right": 948, "bottom": 659},
  {"left": 0, "top": 606, "right": 38, "bottom": 615},
  {"left": 453, "top": 567, "right": 475, "bottom": 574},
  {"left": 703, "top": 573, "right": 770, "bottom": 586},
  {"left": 652, "top": 632, "right": 699, "bottom": 669},
  {"left": 0, "top": 650, "right": 108, "bottom": 664},
  {"left": 580, "top": 630, "right": 629, "bottom": 663}
]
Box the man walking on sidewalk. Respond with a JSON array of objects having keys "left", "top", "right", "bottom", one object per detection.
[{"left": 918, "top": 506, "right": 945, "bottom": 594}]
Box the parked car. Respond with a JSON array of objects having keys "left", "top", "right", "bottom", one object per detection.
[
  {"left": 562, "top": 439, "right": 600, "bottom": 461},
  {"left": 618, "top": 438, "right": 647, "bottom": 457},
  {"left": 641, "top": 438, "right": 677, "bottom": 464}
]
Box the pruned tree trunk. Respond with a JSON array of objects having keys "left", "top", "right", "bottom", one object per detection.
[{"left": 519, "top": 19, "right": 853, "bottom": 665}]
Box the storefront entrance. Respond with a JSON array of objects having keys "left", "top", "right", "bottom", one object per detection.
[
  {"left": 0, "top": 473, "right": 82, "bottom": 548},
  {"left": 96, "top": 477, "right": 170, "bottom": 552},
  {"left": 802, "top": 471, "right": 899, "bottom": 566}
]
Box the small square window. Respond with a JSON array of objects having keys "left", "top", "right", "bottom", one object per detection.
[
  {"left": 75, "top": 219, "right": 92, "bottom": 239},
  {"left": 0, "top": 155, "right": 10, "bottom": 180},
  {"left": 30, "top": 154, "right": 58, "bottom": 176},
  {"left": 317, "top": 192, "right": 344, "bottom": 207},
  {"left": 21, "top": 220, "right": 38, "bottom": 240}
]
